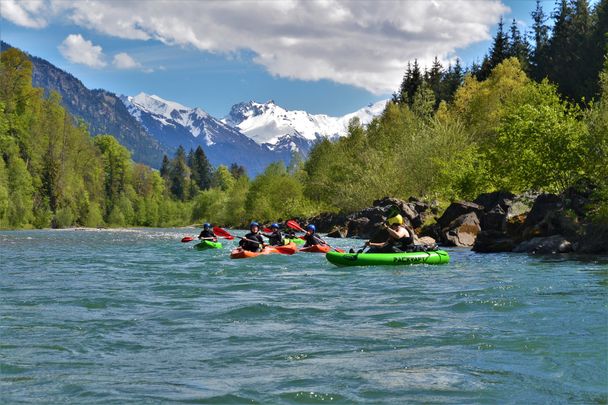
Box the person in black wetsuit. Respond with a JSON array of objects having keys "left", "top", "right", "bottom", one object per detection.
[
  {"left": 302, "top": 224, "right": 326, "bottom": 247},
  {"left": 198, "top": 223, "right": 217, "bottom": 242},
  {"left": 239, "top": 222, "right": 265, "bottom": 252},
  {"left": 262, "top": 223, "right": 284, "bottom": 246},
  {"left": 365, "top": 214, "right": 414, "bottom": 253}
]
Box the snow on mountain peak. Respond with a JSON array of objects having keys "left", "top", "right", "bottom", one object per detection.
[{"left": 222, "top": 99, "right": 388, "bottom": 146}]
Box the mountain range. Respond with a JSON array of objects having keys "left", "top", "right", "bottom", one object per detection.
[{"left": 2, "top": 41, "right": 387, "bottom": 175}]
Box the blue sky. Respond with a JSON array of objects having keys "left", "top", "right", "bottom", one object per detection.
[{"left": 1, "top": 0, "right": 565, "bottom": 117}]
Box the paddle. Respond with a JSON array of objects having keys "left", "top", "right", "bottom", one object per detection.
[
  {"left": 286, "top": 220, "right": 345, "bottom": 253},
  {"left": 212, "top": 226, "right": 235, "bottom": 240},
  {"left": 263, "top": 227, "right": 273, "bottom": 233},
  {"left": 181, "top": 236, "right": 195, "bottom": 243}
]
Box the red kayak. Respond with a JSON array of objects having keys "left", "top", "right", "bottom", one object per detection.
[
  {"left": 299, "top": 244, "right": 331, "bottom": 253},
  {"left": 230, "top": 242, "right": 297, "bottom": 259}
]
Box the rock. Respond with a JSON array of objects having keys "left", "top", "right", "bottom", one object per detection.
[
  {"left": 326, "top": 226, "right": 347, "bottom": 238},
  {"left": 472, "top": 230, "right": 515, "bottom": 253},
  {"left": 416, "top": 236, "right": 436, "bottom": 245},
  {"left": 347, "top": 217, "right": 372, "bottom": 238},
  {"left": 563, "top": 179, "right": 595, "bottom": 218},
  {"left": 574, "top": 224, "right": 608, "bottom": 253},
  {"left": 441, "top": 212, "right": 481, "bottom": 247},
  {"left": 513, "top": 235, "right": 573, "bottom": 254},
  {"left": 479, "top": 205, "right": 507, "bottom": 232},
  {"left": 307, "top": 212, "right": 348, "bottom": 233},
  {"left": 474, "top": 191, "right": 516, "bottom": 212},
  {"left": 523, "top": 193, "right": 563, "bottom": 229},
  {"left": 420, "top": 223, "right": 442, "bottom": 241},
  {"left": 436, "top": 201, "right": 484, "bottom": 229}
]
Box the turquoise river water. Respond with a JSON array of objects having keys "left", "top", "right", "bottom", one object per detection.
[{"left": 1, "top": 228, "right": 607, "bottom": 404}]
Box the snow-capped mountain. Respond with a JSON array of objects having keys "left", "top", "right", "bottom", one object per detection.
[
  {"left": 222, "top": 99, "right": 388, "bottom": 151},
  {"left": 121, "top": 93, "right": 287, "bottom": 176}
]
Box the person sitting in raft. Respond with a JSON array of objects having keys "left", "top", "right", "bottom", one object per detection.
[
  {"left": 239, "top": 222, "right": 265, "bottom": 252},
  {"left": 365, "top": 214, "right": 414, "bottom": 253},
  {"left": 262, "top": 223, "right": 284, "bottom": 246},
  {"left": 302, "top": 224, "right": 326, "bottom": 247},
  {"left": 198, "top": 223, "right": 217, "bottom": 242}
]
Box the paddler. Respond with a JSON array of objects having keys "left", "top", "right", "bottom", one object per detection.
[
  {"left": 198, "top": 223, "right": 217, "bottom": 242},
  {"left": 238, "top": 222, "right": 265, "bottom": 252},
  {"left": 365, "top": 214, "right": 414, "bottom": 253},
  {"left": 302, "top": 224, "right": 326, "bottom": 247},
  {"left": 263, "top": 223, "right": 284, "bottom": 246}
]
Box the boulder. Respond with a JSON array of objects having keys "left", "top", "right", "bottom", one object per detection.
[
  {"left": 513, "top": 235, "right": 573, "bottom": 254},
  {"left": 326, "top": 226, "right": 348, "bottom": 238},
  {"left": 347, "top": 217, "right": 372, "bottom": 238},
  {"left": 436, "top": 201, "right": 484, "bottom": 229},
  {"left": 472, "top": 230, "right": 515, "bottom": 253},
  {"left": 416, "top": 236, "right": 437, "bottom": 245},
  {"left": 420, "top": 223, "right": 442, "bottom": 241},
  {"left": 441, "top": 212, "right": 481, "bottom": 247},
  {"left": 523, "top": 193, "right": 563, "bottom": 229},
  {"left": 479, "top": 205, "right": 507, "bottom": 232},
  {"left": 574, "top": 224, "right": 608, "bottom": 254},
  {"left": 474, "top": 191, "right": 516, "bottom": 212},
  {"left": 306, "top": 212, "right": 348, "bottom": 233}
]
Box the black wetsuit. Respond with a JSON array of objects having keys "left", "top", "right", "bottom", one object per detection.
[
  {"left": 368, "top": 226, "right": 414, "bottom": 253},
  {"left": 263, "top": 230, "right": 284, "bottom": 246},
  {"left": 198, "top": 229, "right": 216, "bottom": 240},
  {"left": 239, "top": 231, "right": 264, "bottom": 252},
  {"left": 303, "top": 233, "right": 325, "bottom": 247}
]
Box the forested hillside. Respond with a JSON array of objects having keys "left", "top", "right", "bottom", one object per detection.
[{"left": 1, "top": 0, "right": 606, "bottom": 229}]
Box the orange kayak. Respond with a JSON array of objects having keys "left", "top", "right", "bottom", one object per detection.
[
  {"left": 300, "top": 244, "right": 331, "bottom": 253},
  {"left": 230, "top": 242, "right": 297, "bottom": 259}
]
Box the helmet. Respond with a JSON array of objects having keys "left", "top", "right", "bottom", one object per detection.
[
  {"left": 305, "top": 224, "right": 316, "bottom": 232},
  {"left": 387, "top": 214, "right": 404, "bottom": 225},
  {"left": 270, "top": 223, "right": 279, "bottom": 229},
  {"left": 203, "top": 223, "right": 211, "bottom": 229},
  {"left": 250, "top": 221, "right": 259, "bottom": 229}
]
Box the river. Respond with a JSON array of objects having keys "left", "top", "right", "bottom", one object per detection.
[{"left": 1, "top": 228, "right": 607, "bottom": 403}]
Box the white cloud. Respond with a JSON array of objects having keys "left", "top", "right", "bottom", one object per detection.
[
  {"left": 35, "top": 1, "right": 508, "bottom": 93},
  {"left": 113, "top": 52, "right": 141, "bottom": 69},
  {"left": 1, "top": 0, "right": 48, "bottom": 28},
  {"left": 58, "top": 34, "right": 106, "bottom": 68}
]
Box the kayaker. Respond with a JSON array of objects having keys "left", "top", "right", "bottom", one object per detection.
[
  {"left": 239, "top": 222, "right": 265, "bottom": 252},
  {"left": 198, "top": 223, "right": 217, "bottom": 242},
  {"left": 302, "top": 224, "right": 326, "bottom": 247},
  {"left": 365, "top": 214, "right": 414, "bottom": 253},
  {"left": 263, "top": 223, "right": 284, "bottom": 246}
]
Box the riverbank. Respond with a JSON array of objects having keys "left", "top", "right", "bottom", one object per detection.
[{"left": 302, "top": 182, "right": 608, "bottom": 255}]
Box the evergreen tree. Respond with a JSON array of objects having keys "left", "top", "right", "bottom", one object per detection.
[
  {"left": 427, "top": 56, "right": 444, "bottom": 108},
  {"left": 160, "top": 155, "right": 170, "bottom": 179},
  {"left": 478, "top": 18, "right": 510, "bottom": 80},
  {"left": 169, "top": 145, "right": 190, "bottom": 201},
  {"left": 190, "top": 146, "right": 213, "bottom": 190},
  {"left": 508, "top": 19, "right": 531, "bottom": 69},
  {"left": 443, "top": 59, "right": 465, "bottom": 103},
  {"left": 229, "top": 163, "right": 247, "bottom": 180},
  {"left": 531, "top": 0, "right": 550, "bottom": 81},
  {"left": 589, "top": 0, "right": 608, "bottom": 99}
]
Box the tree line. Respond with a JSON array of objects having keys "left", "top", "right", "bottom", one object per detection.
[
  {"left": 1, "top": 0, "right": 606, "bottom": 229},
  {"left": 395, "top": 0, "right": 607, "bottom": 108}
]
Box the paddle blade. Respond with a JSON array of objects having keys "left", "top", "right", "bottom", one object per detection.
[
  {"left": 333, "top": 247, "right": 345, "bottom": 253},
  {"left": 286, "top": 220, "right": 305, "bottom": 232},
  {"left": 213, "top": 226, "right": 233, "bottom": 239},
  {"left": 181, "top": 236, "right": 195, "bottom": 243},
  {"left": 263, "top": 227, "right": 272, "bottom": 233}
]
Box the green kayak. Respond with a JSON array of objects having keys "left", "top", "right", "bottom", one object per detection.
[
  {"left": 325, "top": 249, "right": 450, "bottom": 267},
  {"left": 284, "top": 237, "right": 305, "bottom": 245},
  {"left": 194, "top": 240, "right": 222, "bottom": 250}
]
